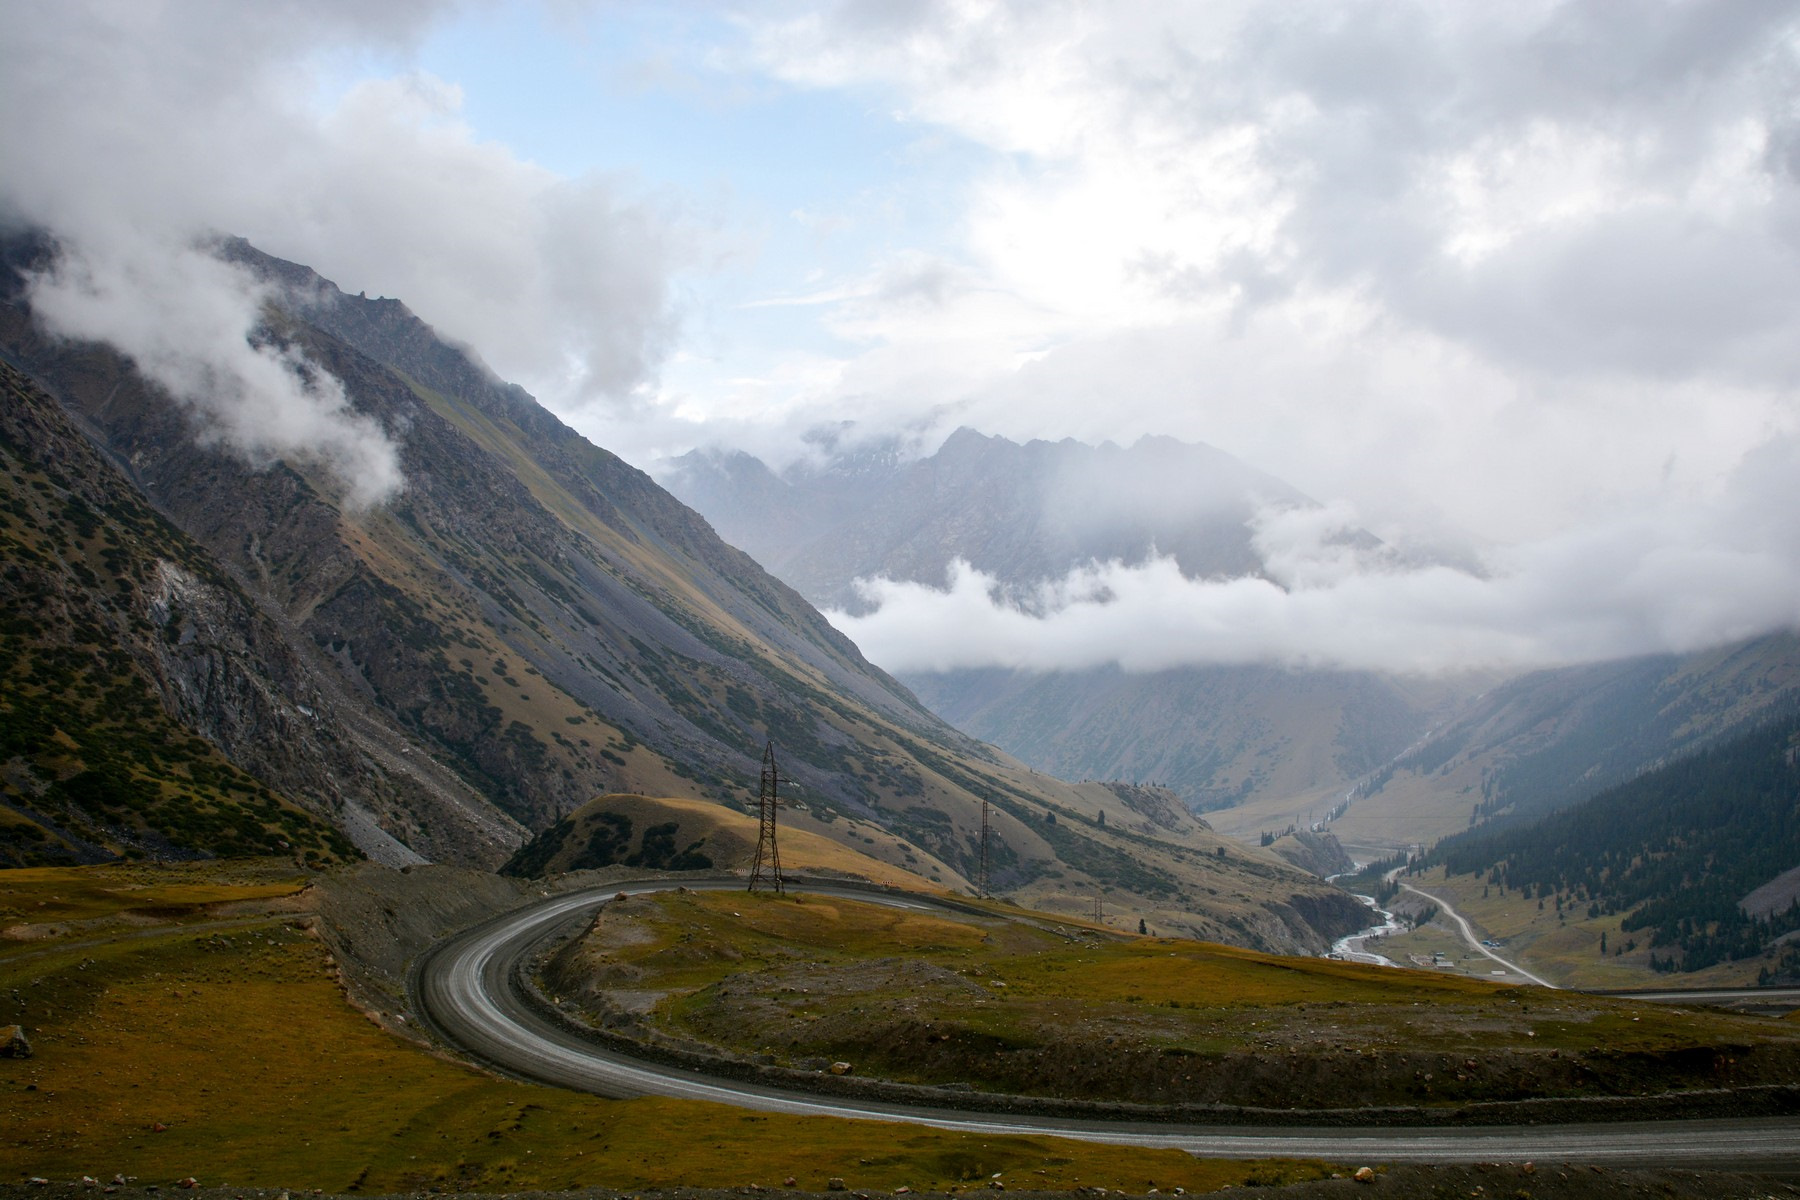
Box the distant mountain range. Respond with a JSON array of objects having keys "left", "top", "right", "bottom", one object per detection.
[
  {"left": 664, "top": 430, "right": 1800, "bottom": 866},
  {"left": 0, "top": 231, "right": 1367, "bottom": 952},
  {"left": 666, "top": 428, "right": 1319, "bottom": 612},
  {"left": 664, "top": 430, "right": 1473, "bottom": 828}
]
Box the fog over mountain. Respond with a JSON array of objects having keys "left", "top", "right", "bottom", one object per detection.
[
  {"left": 668, "top": 433, "right": 1800, "bottom": 841},
  {"left": 664, "top": 431, "right": 1482, "bottom": 817},
  {"left": 670, "top": 428, "right": 1800, "bottom": 678}
]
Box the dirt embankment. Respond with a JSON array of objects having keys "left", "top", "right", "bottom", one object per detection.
[{"left": 303, "top": 862, "right": 538, "bottom": 1038}]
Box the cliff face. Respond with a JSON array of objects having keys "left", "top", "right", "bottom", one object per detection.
[
  {"left": 0, "top": 233, "right": 1369, "bottom": 953},
  {"left": 0, "top": 357, "right": 364, "bottom": 865},
  {"left": 1266, "top": 829, "right": 1356, "bottom": 878}
]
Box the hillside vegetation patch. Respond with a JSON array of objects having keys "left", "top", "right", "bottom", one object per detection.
[
  {"left": 543, "top": 889, "right": 1800, "bottom": 1110},
  {"left": 0, "top": 861, "right": 1323, "bottom": 1193}
]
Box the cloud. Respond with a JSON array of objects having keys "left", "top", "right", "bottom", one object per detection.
[
  {"left": 26, "top": 233, "right": 404, "bottom": 509},
  {"left": 827, "top": 443, "right": 1800, "bottom": 676},
  {"left": 290, "top": 73, "right": 683, "bottom": 408},
  {"left": 730, "top": 1, "right": 1800, "bottom": 551},
  {"left": 0, "top": 1, "right": 683, "bottom": 499}
]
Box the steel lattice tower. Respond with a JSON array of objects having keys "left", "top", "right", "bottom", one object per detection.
[
  {"left": 748, "top": 741, "right": 784, "bottom": 893},
  {"left": 979, "top": 793, "right": 990, "bottom": 896}
]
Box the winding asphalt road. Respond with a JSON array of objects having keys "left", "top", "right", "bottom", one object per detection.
[
  {"left": 1392, "top": 874, "right": 1558, "bottom": 988},
  {"left": 411, "top": 878, "right": 1800, "bottom": 1171}
]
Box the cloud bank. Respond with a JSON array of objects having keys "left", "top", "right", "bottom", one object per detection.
[
  {"left": 828, "top": 443, "right": 1800, "bottom": 676},
  {"left": 712, "top": 2, "right": 1800, "bottom": 675},
  {"left": 8, "top": 2, "right": 1799, "bottom": 677},
  {"left": 732, "top": 2, "right": 1800, "bottom": 547}
]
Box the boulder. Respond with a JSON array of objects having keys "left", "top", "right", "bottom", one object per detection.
[{"left": 0, "top": 1025, "right": 31, "bottom": 1058}]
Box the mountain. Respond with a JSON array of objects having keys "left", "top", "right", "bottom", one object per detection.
[
  {"left": 0, "top": 232, "right": 1366, "bottom": 951},
  {"left": 665, "top": 427, "right": 1319, "bottom": 613},
  {"left": 0, "top": 356, "right": 359, "bottom": 867},
  {"left": 906, "top": 664, "right": 1469, "bottom": 822},
  {"left": 663, "top": 432, "right": 1478, "bottom": 841},
  {"left": 666, "top": 435, "right": 1800, "bottom": 866},
  {"left": 1298, "top": 632, "right": 1800, "bottom": 847},
  {"left": 1429, "top": 701, "right": 1800, "bottom": 975}
]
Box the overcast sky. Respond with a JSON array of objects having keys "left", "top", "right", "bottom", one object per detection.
[{"left": 6, "top": 1, "right": 1800, "bottom": 675}]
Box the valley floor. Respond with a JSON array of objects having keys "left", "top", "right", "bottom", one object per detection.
[{"left": 1387, "top": 867, "right": 1782, "bottom": 991}]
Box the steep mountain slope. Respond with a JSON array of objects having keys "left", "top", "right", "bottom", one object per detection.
[
  {"left": 1270, "top": 631, "right": 1800, "bottom": 855},
  {"left": 0, "top": 233, "right": 1366, "bottom": 951},
  {"left": 907, "top": 664, "right": 1464, "bottom": 816},
  {"left": 0, "top": 358, "right": 358, "bottom": 866},
  {"left": 1429, "top": 702, "right": 1800, "bottom": 975},
  {"left": 664, "top": 435, "right": 1479, "bottom": 832}
]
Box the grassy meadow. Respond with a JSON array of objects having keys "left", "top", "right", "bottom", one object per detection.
[
  {"left": 0, "top": 860, "right": 1328, "bottom": 1194},
  {"left": 546, "top": 888, "right": 1800, "bottom": 1109}
]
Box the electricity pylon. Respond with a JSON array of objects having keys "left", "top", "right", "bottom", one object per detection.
[
  {"left": 979, "top": 793, "right": 991, "bottom": 896},
  {"left": 748, "top": 741, "right": 784, "bottom": 893}
]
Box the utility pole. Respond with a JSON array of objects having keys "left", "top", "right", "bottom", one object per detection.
[
  {"left": 1092, "top": 894, "right": 1103, "bottom": 924},
  {"left": 979, "top": 792, "right": 991, "bottom": 897},
  {"left": 748, "top": 741, "right": 784, "bottom": 894}
]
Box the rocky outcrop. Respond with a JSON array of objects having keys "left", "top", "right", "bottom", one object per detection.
[
  {"left": 1268, "top": 829, "right": 1356, "bottom": 878},
  {"left": 0, "top": 1024, "right": 31, "bottom": 1058}
]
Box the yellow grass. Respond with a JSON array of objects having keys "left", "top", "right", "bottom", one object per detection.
[
  {"left": 0, "top": 863, "right": 1329, "bottom": 1192},
  {"left": 0, "top": 860, "right": 306, "bottom": 927},
  {"left": 588, "top": 889, "right": 1799, "bottom": 1098},
  {"left": 551, "top": 793, "right": 947, "bottom": 891},
  {"left": 612, "top": 889, "right": 1513, "bottom": 1014}
]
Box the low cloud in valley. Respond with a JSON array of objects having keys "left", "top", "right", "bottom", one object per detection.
[{"left": 829, "top": 440, "right": 1800, "bottom": 675}]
